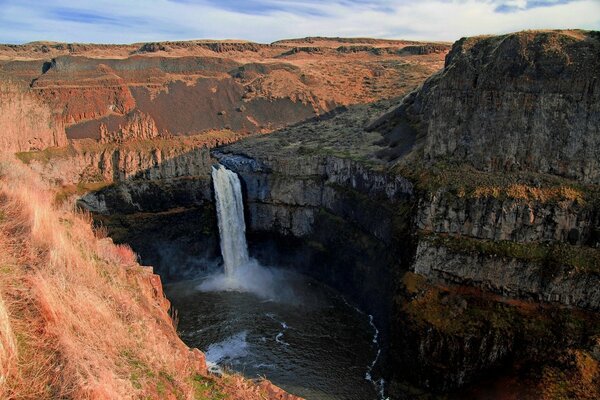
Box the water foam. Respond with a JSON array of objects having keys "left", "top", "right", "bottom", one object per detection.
[
  {"left": 204, "top": 331, "right": 249, "bottom": 374},
  {"left": 199, "top": 164, "right": 287, "bottom": 300},
  {"left": 197, "top": 258, "right": 280, "bottom": 299},
  {"left": 341, "top": 296, "right": 387, "bottom": 400}
]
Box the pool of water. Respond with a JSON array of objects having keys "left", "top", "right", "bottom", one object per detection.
[{"left": 165, "top": 267, "right": 384, "bottom": 400}]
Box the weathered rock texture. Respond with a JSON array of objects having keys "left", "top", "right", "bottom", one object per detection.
[
  {"left": 413, "top": 238, "right": 600, "bottom": 310},
  {"left": 0, "top": 38, "right": 448, "bottom": 143},
  {"left": 0, "top": 81, "right": 66, "bottom": 152},
  {"left": 417, "top": 189, "right": 599, "bottom": 246},
  {"left": 99, "top": 110, "right": 161, "bottom": 143},
  {"left": 401, "top": 30, "right": 600, "bottom": 183}
]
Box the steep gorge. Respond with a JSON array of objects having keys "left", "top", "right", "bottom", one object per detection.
[{"left": 6, "top": 31, "right": 600, "bottom": 399}]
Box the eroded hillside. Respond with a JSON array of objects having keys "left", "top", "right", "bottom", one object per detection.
[
  {"left": 0, "top": 37, "right": 448, "bottom": 147},
  {"left": 0, "top": 155, "right": 303, "bottom": 399}
]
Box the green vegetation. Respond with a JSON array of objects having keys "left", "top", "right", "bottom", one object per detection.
[
  {"left": 190, "top": 375, "right": 226, "bottom": 400},
  {"left": 120, "top": 349, "right": 155, "bottom": 390},
  {"left": 54, "top": 180, "right": 112, "bottom": 205},
  {"left": 16, "top": 145, "right": 77, "bottom": 164},
  {"left": 422, "top": 231, "right": 600, "bottom": 273},
  {"left": 225, "top": 97, "right": 400, "bottom": 167},
  {"left": 395, "top": 161, "right": 600, "bottom": 206}
]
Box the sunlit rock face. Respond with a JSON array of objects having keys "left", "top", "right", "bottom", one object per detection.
[
  {"left": 400, "top": 30, "right": 600, "bottom": 183},
  {"left": 0, "top": 37, "right": 448, "bottom": 142}
]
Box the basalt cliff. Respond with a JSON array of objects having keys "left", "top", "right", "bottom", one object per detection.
[{"left": 3, "top": 31, "right": 600, "bottom": 399}]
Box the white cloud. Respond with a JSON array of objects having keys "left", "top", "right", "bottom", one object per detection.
[{"left": 0, "top": 0, "right": 598, "bottom": 44}]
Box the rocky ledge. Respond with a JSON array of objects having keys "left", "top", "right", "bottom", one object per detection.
[{"left": 19, "top": 30, "right": 600, "bottom": 398}]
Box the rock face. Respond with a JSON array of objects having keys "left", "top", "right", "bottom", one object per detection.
[
  {"left": 413, "top": 239, "right": 600, "bottom": 310},
  {"left": 379, "top": 31, "right": 600, "bottom": 394},
  {"left": 214, "top": 152, "right": 413, "bottom": 329},
  {"left": 394, "top": 312, "right": 514, "bottom": 391},
  {"left": 417, "top": 188, "right": 599, "bottom": 246},
  {"left": 0, "top": 38, "right": 448, "bottom": 143},
  {"left": 216, "top": 152, "right": 413, "bottom": 237},
  {"left": 402, "top": 30, "right": 600, "bottom": 183},
  {"left": 99, "top": 110, "right": 161, "bottom": 143},
  {"left": 0, "top": 81, "right": 66, "bottom": 152}
]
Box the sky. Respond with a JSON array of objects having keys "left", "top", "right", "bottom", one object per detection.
[{"left": 0, "top": 0, "right": 598, "bottom": 44}]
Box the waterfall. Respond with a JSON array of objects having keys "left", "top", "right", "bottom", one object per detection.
[
  {"left": 211, "top": 164, "right": 250, "bottom": 275},
  {"left": 201, "top": 163, "right": 280, "bottom": 298}
]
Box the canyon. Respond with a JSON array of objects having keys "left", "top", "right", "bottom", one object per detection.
[{"left": 2, "top": 30, "right": 599, "bottom": 399}]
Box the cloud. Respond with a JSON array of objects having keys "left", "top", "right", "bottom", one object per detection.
[
  {"left": 0, "top": 0, "right": 598, "bottom": 44},
  {"left": 493, "top": 0, "right": 575, "bottom": 13}
]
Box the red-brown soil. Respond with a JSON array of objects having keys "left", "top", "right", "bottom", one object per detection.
[{"left": 0, "top": 38, "right": 449, "bottom": 142}]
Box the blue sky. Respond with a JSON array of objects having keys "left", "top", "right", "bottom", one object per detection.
[{"left": 0, "top": 0, "right": 598, "bottom": 44}]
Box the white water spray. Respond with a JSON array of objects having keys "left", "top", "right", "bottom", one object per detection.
[
  {"left": 211, "top": 164, "right": 250, "bottom": 275},
  {"left": 199, "top": 164, "right": 286, "bottom": 299}
]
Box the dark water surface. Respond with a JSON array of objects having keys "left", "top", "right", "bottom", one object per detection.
[{"left": 165, "top": 268, "right": 382, "bottom": 400}]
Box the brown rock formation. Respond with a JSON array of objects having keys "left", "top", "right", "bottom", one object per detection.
[
  {"left": 0, "top": 38, "right": 449, "bottom": 143},
  {"left": 99, "top": 110, "right": 161, "bottom": 143},
  {"left": 0, "top": 80, "right": 66, "bottom": 152}
]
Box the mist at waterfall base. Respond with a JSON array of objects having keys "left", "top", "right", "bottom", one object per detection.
[
  {"left": 197, "top": 164, "right": 286, "bottom": 300},
  {"left": 164, "top": 164, "right": 384, "bottom": 399}
]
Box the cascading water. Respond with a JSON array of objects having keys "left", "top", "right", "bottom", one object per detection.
[
  {"left": 199, "top": 163, "right": 278, "bottom": 297},
  {"left": 188, "top": 163, "right": 385, "bottom": 399},
  {"left": 211, "top": 164, "right": 250, "bottom": 275}
]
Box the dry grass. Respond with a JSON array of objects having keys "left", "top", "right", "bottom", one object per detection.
[
  {"left": 397, "top": 161, "right": 598, "bottom": 205},
  {"left": 473, "top": 183, "right": 585, "bottom": 204},
  {"left": 539, "top": 347, "right": 600, "bottom": 400},
  {"left": 0, "top": 154, "right": 198, "bottom": 398},
  {"left": 0, "top": 292, "right": 17, "bottom": 398},
  {"left": 0, "top": 154, "right": 301, "bottom": 399},
  {"left": 0, "top": 80, "right": 67, "bottom": 153}
]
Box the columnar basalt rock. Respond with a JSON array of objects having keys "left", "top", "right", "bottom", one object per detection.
[
  {"left": 416, "top": 189, "right": 599, "bottom": 246},
  {"left": 99, "top": 111, "right": 162, "bottom": 143},
  {"left": 400, "top": 30, "right": 600, "bottom": 183},
  {"left": 412, "top": 238, "right": 600, "bottom": 310}
]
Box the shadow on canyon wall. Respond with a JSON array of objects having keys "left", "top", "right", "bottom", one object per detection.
[{"left": 78, "top": 108, "right": 416, "bottom": 334}]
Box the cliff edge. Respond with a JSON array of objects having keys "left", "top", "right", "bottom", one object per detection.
[{"left": 388, "top": 30, "right": 600, "bottom": 183}]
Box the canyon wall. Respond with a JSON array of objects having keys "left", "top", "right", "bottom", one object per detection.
[
  {"left": 211, "top": 30, "right": 600, "bottom": 396},
  {"left": 0, "top": 80, "right": 66, "bottom": 152},
  {"left": 0, "top": 38, "right": 448, "bottom": 142},
  {"left": 401, "top": 30, "right": 600, "bottom": 183}
]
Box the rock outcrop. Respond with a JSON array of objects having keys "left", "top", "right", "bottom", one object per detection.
[
  {"left": 413, "top": 238, "right": 600, "bottom": 310},
  {"left": 397, "top": 30, "right": 600, "bottom": 183},
  {"left": 0, "top": 80, "right": 66, "bottom": 152},
  {"left": 99, "top": 110, "right": 161, "bottom": 143},
  {"left": 0, "top": 38, "right": 448, "bottom": 142},
  {"left": 417, "top": 187, "right": 599, "bottom": 246}
]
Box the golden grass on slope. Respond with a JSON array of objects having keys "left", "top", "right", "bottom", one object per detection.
[
  {"left": 0, "top": 155, "right": 302, "bottom": 400},
  {"left": 0, "top": 292, "right": 17, "bottom": 399},
  {"left": 0, "top": 155, "right": 203, "bottom": 399},
  {"left": 473, "top": 183, "right": 585, "bottom": 204}
]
